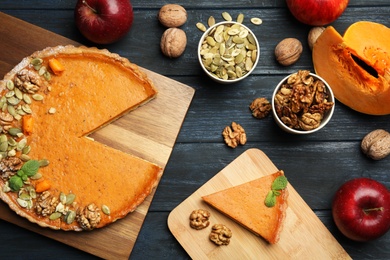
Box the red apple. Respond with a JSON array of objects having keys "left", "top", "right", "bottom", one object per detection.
[
  {"left": 286, "top": 0, "right": 349, "bottom": 26},
  {"left": 74, "top": 0, "right": 134, "bottom": 44},
  {"left": 332, "top": 178, "right": 390, "bottom": 241}
]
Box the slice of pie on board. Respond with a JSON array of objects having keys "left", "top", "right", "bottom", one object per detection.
[{"left": 202, "top": 170, "right": 288, "bottom": 244}]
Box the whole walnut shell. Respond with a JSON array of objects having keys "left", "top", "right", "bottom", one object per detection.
[
  {"left": 275, "top": 38, "right": 303, "bottom": 66},
  {"left": 361, "top": 129, "right": 390, "bottom": 160},
  {"left": 160, "top": 28, "right": 187, "bottom": 58},
  {"left": 308, "top": 27, "right": 325, "bottom": 51},
  {"left": 158, "top": 4, "right": 187, "bottom": 28}
]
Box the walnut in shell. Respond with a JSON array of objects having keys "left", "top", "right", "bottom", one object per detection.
[
  {"left": 275, "top": 38, "right": 303, "bottom": 66},
  {"left": 308, "top": 27, "right": 325, "bottom": 51},
  {"left": 160, "top": 28, "right": 187, "bottom": 58},
  {"left": 361, "top": 129, "right": 390, "bottom": 160},
  {"left": 158, "top": 4, "right": 187, "bottom": 28}
]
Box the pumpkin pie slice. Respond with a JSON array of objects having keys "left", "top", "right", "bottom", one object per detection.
[
  {"left": 202, "top": 170, "right": 288, "bottom": 244},
  {"left": 0, "top": 45, "right": 163, "bottom": 231}
]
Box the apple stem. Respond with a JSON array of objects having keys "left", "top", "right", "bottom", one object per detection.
[
  {"left": 82, "top": 0, "right": 97, "bottom": 14},
  {"left": 363, "top": 207, "right": 384, "bottom": 214}
]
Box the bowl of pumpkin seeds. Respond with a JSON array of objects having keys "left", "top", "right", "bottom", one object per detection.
[{"left": 198, "top": 21, "right": 260, "bottom": 84}]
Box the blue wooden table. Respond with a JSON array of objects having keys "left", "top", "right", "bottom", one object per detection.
[{"left": 0, "top": 1, "right": 389, "bottom": 259}]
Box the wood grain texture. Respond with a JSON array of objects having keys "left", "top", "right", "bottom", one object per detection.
[
  {"left": 168, "top": 149, "right": 350, "bottom": 259},
  {"left": 0, "top": 12, "right": 194, "bottom": 259}
]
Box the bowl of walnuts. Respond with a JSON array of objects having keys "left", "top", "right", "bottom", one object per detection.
[
  {"left": 271, "top": 70, "right": 335, "bottom": 134},
  {"left": 198, "top": 21, "right": 260, "bottom": 84}
]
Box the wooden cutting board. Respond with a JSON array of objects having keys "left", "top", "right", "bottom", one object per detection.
[
  {"left": 168, "top": 148, "right": 351, "bottom": 259},
  {"left": 0, "top": 12, "right": 195, "bottom": 259}
]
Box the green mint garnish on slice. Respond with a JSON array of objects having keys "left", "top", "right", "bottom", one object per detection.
[
  {"left": 271, "top": 176, "right": 288, "bottom": 190},
  {"left": 264, "top": 175, "right": 288, "bottom": 208},
  {"left": 265, "top": 190, "right": 276, "bottom": 207}
]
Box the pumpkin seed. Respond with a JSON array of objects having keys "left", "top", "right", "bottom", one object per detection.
[
  {"left": 32, "top": 94, "right": 44, "bottom": 101},
  {"left": 14, "top": 88, "right": 23, "bottom": 100},
  {"left": 0, "top": 141, "right": 8, "bottom": 152},
  {"left": 38, "top": 159, "right": 49, "bottom": 167},
  {"left": 196, "top": 22, "right": 207, "bottom": 32},
  {"left": 237, "top": 13, "right": 244, "bottom": 24},
  {"left": 20, "top": 154, "right": 30, "bottom": 162},
  {"left": 55, "top": 202, "right": 65, "bottom": 213},
  {"left": 30, "top": 172, "right": 42, "bottom": 180},
  {"left": 38, "top": 66, "right": 46, "bottom": 76},
  {"left": 2, "top": 102, "right": 7, "bottom": 112},
  {"left": 22, "top": 145, "right": 31, "bottom": 155},
  {"left": 30, "top": 58, "right": 43, "bottom": 66},
  {"left": 43, "top": 71, "right": 51, "bottom": 81},
  {"left": 65, "top": 193, "right": 76, "bottom": 205},
  {"left": 17, "top": 198, "right": 28, "bottom": 208},
  {"left": 60, "top": 192, "right": 67, "bottom": 204},
  {"left": 22, "top": 104, "right": 32, "bottom": 114},
  {"left": 222, "top": 12, "right": 232, "bottom": 21},
  {"left": 0, "top": 134, "right": 7, "bottom": 143},
  {"left": 250, "top": 17, "right": 262, "bottom": 25},
  {"left": 16, "top": 138, "right": 27, "bottom": 151},
  {"left": 19, "top": 192, "right": 30, "bottom": 201},
  {"left": 8, "top": 127, "right": 22, "bottom": 137},
  {"left": 207, "top": 16, "right": 215, "bottom": 27},
  {"left": 65, "top": 210, "right": 76, "bottom": 224},
  {"left": 2, "top": 182, "right": 11, "bottom": 192},
  {"left": 5, "top": 91, "right": 15, "bottom": 98},
  {"left": 27, "top": 186, "right": 36, "bottom": 199},
  {"left": 49, "top": 212, "right": 62, "bottom": 220},
  {"left": 8, "top": 137, "right": 17, "bottom": 147},
  {"left": 23, "top": 94, "right": 32, "bottom": 104},
  {"left": 7, "top": 96, "right": 20, "bottom": 106},
  {"left": 6, "top": 80, "right": 14, "bottom": 90},
  {"left": 102, "top": 205, "right": 110, "bottom": 215}
]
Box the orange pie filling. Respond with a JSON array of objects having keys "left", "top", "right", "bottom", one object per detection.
[{"left": 0, "top": 46, "right": 162, "bottom": 231}]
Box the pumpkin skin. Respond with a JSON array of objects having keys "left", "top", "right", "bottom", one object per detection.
[{"left": 313, "top": 21, "right": 390, "bottom": 115}]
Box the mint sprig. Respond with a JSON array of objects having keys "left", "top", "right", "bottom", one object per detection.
[
  {"left": 264, "top": 175, "right": 288, "bottom": 207},
  {"left": 8, "top": 160, "right": 40, "bottom": 191}
]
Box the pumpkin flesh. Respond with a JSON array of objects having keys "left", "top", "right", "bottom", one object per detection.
[{"left": 313, "top": 21, "right": 390, "bottom": 115}]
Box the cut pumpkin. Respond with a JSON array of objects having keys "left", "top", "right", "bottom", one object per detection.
[{"left": 313, "top": 21, "right": 390, "bottom": 115}]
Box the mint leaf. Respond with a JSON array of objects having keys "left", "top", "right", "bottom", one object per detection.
[
  {"left": 21, "top": 160, "right": 40, "bottom": 177},
  {"left": 264, "top": 190, "right": 276, "bottom": 207},
  {"left": 9, "top": 175, "right": 23, "bottom": 191},
  {"left": 271, "top": 176, "right": 288, "bottom": 191}
]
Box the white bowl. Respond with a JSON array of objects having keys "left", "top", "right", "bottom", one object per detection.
[
  {"left": 198, "top": 21, "right": 260, "bottom": 84},
  {"left": 271, "top": 72, "right": 335, "bottom": 134}
]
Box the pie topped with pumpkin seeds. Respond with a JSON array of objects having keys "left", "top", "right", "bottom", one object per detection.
[{"left": 0, "top": 45, "right": 162, "bottom": 231}]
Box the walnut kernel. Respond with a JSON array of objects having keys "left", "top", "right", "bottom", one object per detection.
[
  {"left": 222, "top": 122, "right": 247, "bottom": 148},
  {"left": 189, "top": 209, "right": 211, "bottom": 230},
  {"left": 250, "top": 97, "right": 271, "bottom": 119},
  {"left": 158, "top": 4, "right": 187, "bottom": 28},
  {"left": 361, "top": 129, "right": 390, "bottom": 160},
  {"left": 76, "top": 203, "right": 101, "bottom": 230},
  {"left": 160, "top": 28, "right": 187, "bottom": 58},
  {"left": 274, "top": 38, "right": 303, "bottom": 66},
  {"left": 209, "top": 224, "right": 232, "bottom": 246}
]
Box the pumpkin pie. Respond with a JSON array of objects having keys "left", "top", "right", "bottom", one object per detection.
[
  {"left": 202, "top": 170, "right": 288, "bottom": 244},
  {"left": 0, "top": 45, "right": 163, "bottom": 231}
]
